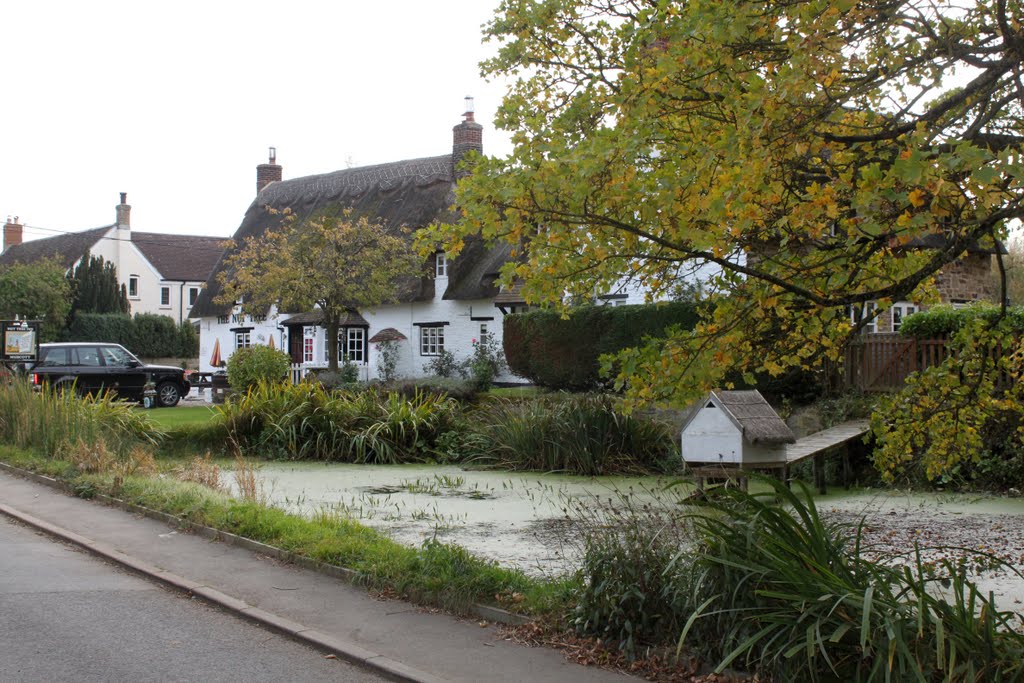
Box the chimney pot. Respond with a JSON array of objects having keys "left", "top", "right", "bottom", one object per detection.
[
  {"left": 452, "top": 96, "right": 483, "bottom": 178},
  {"left": 3, "top": 216, "right": 24, "bottom": 253},
  {"left": 116, "top": 194, "right": 131, "bottom": 229},
  {"left": 256, "top": 148, "right": 283, "bottom": 194}
]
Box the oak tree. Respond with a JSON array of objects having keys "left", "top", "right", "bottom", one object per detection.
[
  {"left": 217, "top": 209, "right": 424, "bottom": 372},
  {"left": 426, "top": 0, "right": 1024, "bottom": 417},
  {"left": 0, "top": 258, "right": 72, "bottom": 341}
]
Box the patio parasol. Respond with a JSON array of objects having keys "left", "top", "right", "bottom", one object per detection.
[
  {"left": 209, "top": 338, "right": 222, "bottom": 367},
  {"left": 268, "top": 336, "right": 276, "bottom": 350}
]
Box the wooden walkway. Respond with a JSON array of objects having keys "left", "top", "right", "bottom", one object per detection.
[
  {"left": 688, "top": 419, "right": 872, "bottom": 496},
  {"left": 785, "top": 419, "right": 871, "bottom": 465}
]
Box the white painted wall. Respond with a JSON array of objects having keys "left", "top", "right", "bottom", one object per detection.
[
  {"left": 681, "top": 402, "right": 745, "bottom": 465},
  {"left": 681, "top": 402, "right": 789, "bottom": 465},
  {"left": 197, "top": 295, "right": 521, "bottom": 385},
  {"left": 80, "top": 227, "right": 200, "bottom": 324}
]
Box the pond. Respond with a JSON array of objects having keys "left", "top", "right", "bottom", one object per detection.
[
  {"left": 231, "top": 464, "right": 1024, "bottom": 606},
  {"left": 233, "top": 462, "right": 690, "bottom": 576}
]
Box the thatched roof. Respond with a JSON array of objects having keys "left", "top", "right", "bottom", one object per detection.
[
  {"left": 368, "top": 327, "right": 407, "bottom": 343},
  {"left": 190, "top": 152, "right": 509, "bottom": 318},
  {"left": 280, "top": 310, "right": 370, "bottom": 327},
  {"left": 686, "top": 390, "right": 796, "bottom": 445}
]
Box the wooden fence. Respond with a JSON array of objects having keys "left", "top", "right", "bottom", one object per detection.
[{"left": 844, "top": 334, "right": 1016, "bottom": 392}]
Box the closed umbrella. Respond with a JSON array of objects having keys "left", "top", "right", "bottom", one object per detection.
[
  {"left": 209, "top": 338, "right": 222, "bottom": 367},
  {"left": 268, "top": 335, "right": 276, "bottom": 350}
]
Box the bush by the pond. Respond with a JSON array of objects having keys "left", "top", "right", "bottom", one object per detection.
[
  {"left": 572, "top": 477, "right": 1024, "bottom": 680},
  {"left": 0, "top": 379, "right": 161, "bottom": 458},
  {"left": 221, "top": 381, "right": 460, "bottom": 463},
  {"left": 466, "top": 395, "right": 677, "bottom": 475},
  {"left": 226, "top": 345, "right": 291, "bottom": 391}
]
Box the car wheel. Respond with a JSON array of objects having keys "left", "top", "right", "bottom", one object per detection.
[{"left": 156, "top": 381, "right": 182, "bottom": 407}]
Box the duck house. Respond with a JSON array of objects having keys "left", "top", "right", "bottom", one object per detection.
[{"left": 680, "top": 390, "right": 795, "bottom": 467}]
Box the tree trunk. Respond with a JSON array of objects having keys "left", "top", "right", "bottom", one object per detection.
[{"left": 326, "top": 318, "right": 339, "bottom": 372}]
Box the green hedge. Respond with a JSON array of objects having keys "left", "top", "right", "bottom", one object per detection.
[
  {"left": 63, "top": 313, "right": 199, "bottom": 358},
  {"left": 898, "top": 305, "right": 1024, "bottom": 338},
  {"left": 503, "top": 302, "right": 701, "bottom": 390}
]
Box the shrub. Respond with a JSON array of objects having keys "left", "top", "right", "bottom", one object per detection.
[
  {"left": 468, "top": 395, "right": 676, "bottom": 475},
  {"left": 375, "top": 340, "right": 400, "bottom": 382},
  {"left": 63, "top": 312, "right": 196, "bottom": 358},
  {"left": 678, "top": 479, "right": 1024, "bottom": 681},
  {"left": 425, "top": 349, "right": 460, "bottom": 378},
  {"left": 226, "top": 345, "right": 291, "bottom": 391},
  {"left": 386, "top": 377, "right": 479, "bottom": 404},
  {"left": 459, "top": 336, "right": 507, "bottom": 391},
  {"left": 898, "top": 304, "right": 1024, "bottom": 338},
  {"left": 503, "top": 302, "right": 701, "bottom": 390},
  {"left": 219, "top": 382, "right": 461, "bottom": 463}
]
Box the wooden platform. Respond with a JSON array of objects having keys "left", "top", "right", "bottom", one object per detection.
[
  {"left": 686, "top": 419, "right": 872, "bottom": 495},
  {"left": 785, "top": 419, "right": 871, "bottom": 465}
]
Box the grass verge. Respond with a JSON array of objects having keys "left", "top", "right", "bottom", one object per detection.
[{"left": 0, "top": 444, "right": 574, "bottom": 618}]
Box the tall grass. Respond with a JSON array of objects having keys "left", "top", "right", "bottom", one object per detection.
[
  {"left": 0, "top": 379, "right": 161, "bottom": 457},
  {"left": 678, "top": 478, "right": 1024, "bottom": 681},
  {"left": 468, "top": 395, "right": 676, "bottom": 475},
  {"left": 220, "top": 381, "right": 460, "bottom": 463}
]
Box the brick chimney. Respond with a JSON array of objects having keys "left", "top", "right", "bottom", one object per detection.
[
  {"left": 3, "top": 216, "right": 23, "bottom": 253},
  {"left": 116, "top": 192, "right": 131, "bottom": 230},
  {"left": 256, "top": 147, "right": 282, "bottom": 194},
  {"left": 452, "top": 96, "right": 483, "bottom": 178}
]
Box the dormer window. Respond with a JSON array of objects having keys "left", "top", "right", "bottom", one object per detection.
[{"left": 436, "top": 252, "right": 448, "bottom": 278}]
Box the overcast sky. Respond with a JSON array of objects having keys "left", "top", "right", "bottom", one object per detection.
[{"left": 3, "top": 0, "right": 513, "bottom": 242}]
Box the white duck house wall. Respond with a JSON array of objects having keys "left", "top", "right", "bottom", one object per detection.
[{"left": 680, "top": 390, "right": 795, "bottom": 466}]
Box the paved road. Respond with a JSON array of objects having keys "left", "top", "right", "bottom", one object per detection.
[{"left": 0, "top": 515, "right": 385, "bottom": 683}]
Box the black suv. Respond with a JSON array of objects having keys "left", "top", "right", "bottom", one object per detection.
[{"left": 31, "top": 343, "right": 190, "bottom": 407}]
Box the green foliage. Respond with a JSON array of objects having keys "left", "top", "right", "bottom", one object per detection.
[
  {"left": 385, "top": 377, "right": 480, "bottom": 404},
  {"left": 466, "top": 395, "right": 676, "bottom": 475},
  {"left": 0, "top": 379, "right": 161, "bottom": 458},
  {"left": 220, "top": 382, "right": 460, "bottom": 463},
  {"left": 375, "top": 339, "right": 400, "bottom": 382},
  {"left": 899, "top": 305, "right": 1024, "bottom": 339},
  {"left": 67, "top": 250, "right": 129, "bottom": 317},
  {"left": 425, "top": 349, "right": 459, "bottom": 378},
  {"left": 459, "top": 335, "right": 506, "bottom": 391},
  {"left": 225, "top": 345, "right": 290, "bottom": 391},
  {"left": 676, "top": 479, "right": 1024, "bottom": 681},
  {"left": 572, "top": 493, "right": 690, "bottom": 657},
  {"left": 62, "top": 312, "right": 193, "bottom": 358},
  {"left": 218, "top": 207, "right": 423, "bottom": 372},
  {"left": 873, "top": 316, "right": 1024, "bottom": 482},
  {"left": 504, "top": 302, "right": 701, "bottom": 390},
  {"left": 0, "top": 258, "right": 72, "bottom": 341}
]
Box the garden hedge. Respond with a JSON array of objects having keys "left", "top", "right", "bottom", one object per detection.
[
  {"left": 63, "top": 312, "right": 198, "bottom": 358},
  {"left": 898, "top": 305, "right": 1024, "bottom": 338},
  {"left": 503, "top": 302, "right": 701, "bottom": 390}
]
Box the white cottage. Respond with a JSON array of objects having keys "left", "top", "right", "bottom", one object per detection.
[
  {"left": 680, "top": 390, "right": 795, "bottom": 467},
  {"left": 190, "top": 102, "right": 521, "bottom": 384}
]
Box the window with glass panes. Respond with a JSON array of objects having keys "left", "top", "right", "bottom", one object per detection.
[{"left": 420, "top": 326, "right": 444, "bottom": 356}]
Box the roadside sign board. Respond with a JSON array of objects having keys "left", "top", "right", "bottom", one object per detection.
[{"left": 1, "top": 320, "right": 41, "bottom": 363}]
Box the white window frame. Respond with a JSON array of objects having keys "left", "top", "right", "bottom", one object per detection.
[
  {"left": 420, "top": 326, "right": 445, "bottom": 356},
  {"left": 188, "top": 287, "right": 199, "bottom": 306},
  {"left": 478, "top": 322, "right": 489, "bottom": 344},
  {"left": 304, "top": 326, "right": 316, "bottom": 363},
  {"left": 128, "top": 275, "right": 139, "bottom": 298},
  {"left": 848, "top": 302, "right": 877, "bottom": 334},
  {"left": 436, "top": 252, "right": 448, "bottom": 278},
  {"left": 891, "top": 302, "right": 918, "bottom": 332},
  {"left": 346, "top": 328, "right": 366, "bottom": 363},
  {"left": 234, "top": 331, "right": 251, "bottom": 350},
  {"left": 160, "top": 286, "right": 170, "bottom": 307}
]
